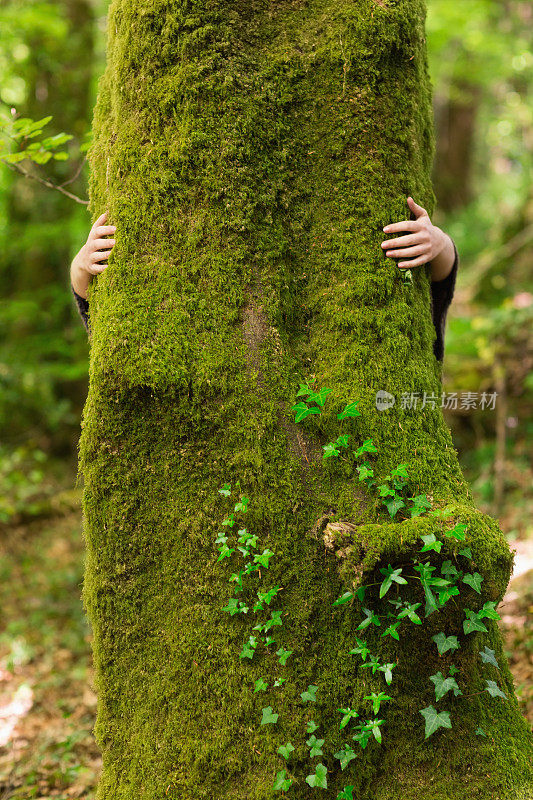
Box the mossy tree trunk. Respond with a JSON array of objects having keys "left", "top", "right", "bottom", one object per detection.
[{"left": 80, "top": 0, "right": 533, "bottom": 798}]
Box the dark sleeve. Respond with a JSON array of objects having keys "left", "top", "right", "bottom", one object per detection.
[
  {"left": 71, "top": 282, "right": 91, "bottom": 335},
  {"left": 430, "top": 239, "right": 459, "bottom": 361}
]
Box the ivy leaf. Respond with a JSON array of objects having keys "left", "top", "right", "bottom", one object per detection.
[
  {"left": 357, "top": 608, "right": 381, "bottom": 630},
  {"left": 305, "top": 763, "right": 328, "bottom": 789},
  {"left": 254, "top": 678, "right": 268, "bottom": 693},
  {"left": 272, "top": 769, "right": 292, "bottom": 791},
  {"left": 335, "top": 433, "right": 351, "bottom": 448},
  {"left": 432, "top": 632, "right": 460, "bottom": 655},
  {"left": 383, "top": 496, "right": 405, "bottom": 518},
  {"left": 419, "top": 705, "right": 452, "bottom": 738},
  {"left": 296, "top": 383, "right": 312, "bottom": 398},
  {"left": 381, "top": 621, "right": 401, "bottom": 640},
  {"left": 378, "top": 484, "right": 395, "bottom": 498},
  {"left": 475, "top": 727, "right": 487, "bottom": 737},
  {"left": 449, "top": 664, "right": 459, "bottom": 676},
  {"left": 291, "top": 402, "right": 321, "bottom": 423},
  {"left": 306, "top": 734, "right": 325, "bottom": 757},
  {"left": 301, "top": 684, "right": 318, "bottom": 703},
  {"left": 378, "top": 662, "right": 396, "bottom": 685},
  {"left": 463, "top": 610, "right": 488, "bottom": 635},
  {"left": 323, "top": 441, "right": 341, "bottom": 458},
  {"left": 253, "top": 548, "right": 275, "bottom": 568},
  {"left": 349, "top": 637, "right": 371, "bottom": 661},
  {"left": 462, "top": 572, "right": 483, "bottom": 594},
  {"left": 274, "top": 677, "right": 286, "bottom": 687},
  {"left": 352, "top": 727, "right": 372, "bottom": 749},
  {"left": 419, "top": 533, "right": 442, "bottom": 553},
  {"left": 277, "top": 742, "right": 295, "bottom": 760},
  {"left": 337, "top": 786, "right": 356, "bottom": 799},
  {"left": 337, "top": 401, "right": 360, "bottom": 420},
  {"left": 429, "top": 671, "right": 463, "bottom": 701},
  {"left": 333, "top": 590, "right": 355, "bottom": 607},
  {"left": 478, "top": 601, "right": 501, "bottom": 621},
  {"left": 260, "top": 706, "right": 279, "bottom": 725},
  {"left": 378, "top": 564, "right": 408, "bottom": 598},
  {"left": 218, "top": 482, "right": 232, "bottom": 496},
  {"left": 354, "top": 439, "right": 378, "bottom": 457},
  {"left": 338, "top": 707, "right": 359, "bottom": 729},
  {"left": 445, "top": 522, "right": 467, "bottom": 541},
  {"left": 264, "top": 609, "right": 283, "bottom": 631},
  {"left": 485, "top": 680, "right": 507, "bottom": 699},
  {"left": 357, "top": 464, "right": 374, "bottom": 482},
  {"left": 397, "top": 602, "right": 422, "bottom": 625},
  {"left": 217, "top": 545, "right": 235, "bottom": 562},
  {"left": 458, "top": 547, "right": 472, "bottom": 559},
  {"left": 334, "top": 746, "right": 357, "bottom": 771},
  {"left": 306, "top": 720, "right": 319, "bottom": 733},
  {"left": 276, "top": 648, "right": 293, "bottom": 665},
  {"left": 360, "top": 654, "right": 381, "bottom": 674},
  {"left": 364, "top": 691, "right": 392, "bottom": 714},
  {"left": 409, "top": 494, "right": 432, "bottom": 518},
  {"left": 437, "top": 585, "right": 460, "bottom": 606},
  {"left": 240, "top": 636, "right": 257, "bottom": 659},
  {"left": 308, "top": 387, "right": 332, "bottom": 407},
  {"left": 479, "top": 646, "right": 500, "bottom": 669},
  {"left": 440, "top": 560, "right": 461, "bottom": 579}
]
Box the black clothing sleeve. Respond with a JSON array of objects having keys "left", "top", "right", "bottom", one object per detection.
[
  {"left": 71, "top": 282, "right": 90, "bottom": 335},
  {"left": 429, "top": 239, "right": 459, "bottom": 362}
]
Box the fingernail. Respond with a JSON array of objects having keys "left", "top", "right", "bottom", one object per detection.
[{"left": 383, "top": 226, "right": 389, "bottom": 232}]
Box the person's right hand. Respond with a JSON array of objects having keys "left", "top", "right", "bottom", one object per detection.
[{"left": 70, "top": 212, "right": 116, "bottom": 298}]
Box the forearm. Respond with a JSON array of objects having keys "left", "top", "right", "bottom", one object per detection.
[{"left": 430, "top": 229, "right": 455, "bottom": 282}]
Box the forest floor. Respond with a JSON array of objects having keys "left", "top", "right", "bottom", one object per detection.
[{"left": 0, "top": 492, "right": 531, "bottom": 799}]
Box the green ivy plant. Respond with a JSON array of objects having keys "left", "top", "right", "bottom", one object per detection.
[{"left": 213, "top": 384, "right": 507, "bottom": 795}]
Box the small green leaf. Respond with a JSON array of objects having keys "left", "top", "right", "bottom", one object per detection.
[
  {"left": 276, "top": 648, "right": 293, "bottom": 665},
  {"left": 397, "top": 602, "right": 422, "bottom": 625},
  {"left": 338, "top": 707, "right": 359, "bottom": 729},
  {"left": 305, "top": 763, "right": 328, "bottom": 789},
  {"left": 363, "top": 691, "right": 392, "bottom": 714},
  {"left": 378, "top": 662, "right": 396, "bottom": 685},
  {"left": 240, "top": 636, "right": 258, "bottom": 659},
  {"left": 478, "top": 601, "right": 501, "bottom": 621},
  {"left": 357, "top": 608, "right": 381, "bottom": 630},
  {"left": 381, "top": 621, "right": 401, "bottom": 640},
  {"left": 458, "top": 547, "right": 472, "bottom": 559},
  {"left": 463, "top": 610, "right": 488, "bottom": 635},
  {"left": 306, "top": 734, "right": 325, "bottom": 757},
  {"left": 479, "top": 646, "right": 500, "bottom": 669},
  {"left": 349, "top": 637, "right": 371, "bottom": 661},
  {"left": 419, "top": 705, "right": 452, "bottom": 738},
  {"left": 383, "top": 496, "right": 405, "bottom": 518},
  {"left": 260, "top": 706, "right": 279, "bottom": 725},
  {"left": 357, "top": 464, "right": 374, "bottom": 482},
  {"left": 485, "top": 680, "right": 506, "bottom": 699},
  {"left": 462, "top": 572, "right": 483, "bottom": 594},
  {"left": 301, "top": 684, "right": 318, "bottom": 703},
  {"left": 254, "top": 678, "right": 268, "bottom": 693},
  {"left": 291, "top": 402, "right": 321, "bottom": 423},
  {"left": 334, "top": 745, "right": 357, "bottom": 771},
  {"left": 277, "top": 742, "right": 295, "bottom": 760},
  {"left": 253, "top": 548, "right": 275, "bottom": 568},
  {"left": 333, "top": 590, "right": 355, "bottom": 607},
  {"left": 306, "top": 720, "right": 319, "bottom": 733},
  {"left": 429, "top": 671, "right": 462, "bottom": 701},
  {"left": 475, "top": 727, "right": 487, "bottom": 737},
  {"left": 272, "top": 769, "right": 292, "bottom": 791},
  {"left": 445, "top": 522, "right": 467, "bottom": 541},
  {"left": 432, "top": 632, "right": 460, "bottom": 656},
  {"left": 296, "top": 383, "right": 312, "bottom": 397},
  {"left": 337, "top": 786, "right": 356, "bottom": 799},
  {"left": 323, "top": 442, "right": 341, "bottom": 458},
  {"left": 337, "top": 401, "right": 360, "bottom": 420},
  {"left": 419, "top": 533, "right": 442, "bottom": 553},
  {"left": 354, "top": 439, "right": 377, "bottom": 457}
]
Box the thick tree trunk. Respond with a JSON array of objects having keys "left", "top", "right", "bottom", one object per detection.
[{"left": 79, "top": 1, "right": 533, "bottom": 798}]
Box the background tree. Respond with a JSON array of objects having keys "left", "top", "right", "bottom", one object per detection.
[{"left": 79, "top": 0, "right": 533, "bottom": 798}]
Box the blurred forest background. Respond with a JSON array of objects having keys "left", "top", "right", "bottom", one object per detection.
[{"left": 0, "top": 0, "right": 531, "bottom": 797}]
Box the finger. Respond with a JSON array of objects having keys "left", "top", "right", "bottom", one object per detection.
[
  {"left": 398, "top": 255, "right": 429, "bottom": 268},
  {"left": 382, "top": 220, "right": 419, "bottom": 234},
  {"left": 92, "top": 238, "right": 116, "bottom": 250},
  {"left": 94, "top": 225, "right": 117, "bottom": 237},
  {"left": 382, "top": 232, "right": 425, "bottom": 249},
  {"left": 407, "top": 196, "right": 428, "bottom": 219},
  {"left": 91, "top": 250, "right": 110, "bottom": 263},
  {"left": 385, "top": 245, "right": 427, "bottom": 258},
  {"left": 92, "top": 212, "right": 108, "bottom": 229}
]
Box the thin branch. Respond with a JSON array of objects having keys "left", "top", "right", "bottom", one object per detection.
[
  {"left": 0, "top": 158, "right": 89, "bottom": 205},
  {"left": 58, "top": 155, "right": 87, "bottom": 188}
]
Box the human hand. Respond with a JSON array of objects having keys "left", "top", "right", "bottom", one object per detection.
[
  {"left": 70, "top": 212, "right": 116, "bottom": 298},
  {"left": 381, "top": 197, "right": 450, "bottom": 270}
]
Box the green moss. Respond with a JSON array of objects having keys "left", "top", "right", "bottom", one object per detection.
[{"left": 79, "top": 0, "right": 533, "bottom": 797}]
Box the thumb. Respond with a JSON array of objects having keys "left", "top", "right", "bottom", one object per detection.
[{"left": 407, "top": 197, "right": 428, "bottom": 219}]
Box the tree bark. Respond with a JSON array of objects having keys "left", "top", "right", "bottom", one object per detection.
[{"left": 79, "top": 1, "right": 533, "bottom": 798}]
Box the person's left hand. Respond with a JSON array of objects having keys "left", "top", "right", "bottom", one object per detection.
[{"left": 381, "top": 196, "right": 449, "bottom": 269}]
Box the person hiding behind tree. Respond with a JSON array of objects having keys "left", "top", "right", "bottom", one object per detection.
[{"left": 70, "top": 197, "right": 458, "bottom": 361}]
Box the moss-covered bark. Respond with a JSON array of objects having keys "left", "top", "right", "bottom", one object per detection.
[{"left": 79, "top": 0, "right": 533, "bottom": 797}]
